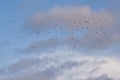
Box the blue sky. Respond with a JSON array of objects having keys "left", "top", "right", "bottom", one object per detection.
[{"left": 0, "top": 0, "right": 120, "bottom": 80}]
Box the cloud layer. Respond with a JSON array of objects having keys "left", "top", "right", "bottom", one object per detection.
[
  {"left": 1, "top": 50, "right": 120, "bottom": 80},
  {"left": 1, "top": 1, "right": 120, "bottom": 80},
  {"left": 25, "top": 6, "right": 115, "bottom": 31},
  {"left": 19, "top": 6, "right": 120, "bottom": 54},
  {"left": 9, "top": 3, "right": 120, "bottom": 80}
]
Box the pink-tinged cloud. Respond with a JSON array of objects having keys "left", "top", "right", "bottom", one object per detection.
[{"left": 19, "top": 6, "right": 120, "bottom": 52}]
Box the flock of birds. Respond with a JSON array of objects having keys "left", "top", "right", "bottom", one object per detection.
[{"left": 16, "top": 16, "right": 115, "bottom": 52}]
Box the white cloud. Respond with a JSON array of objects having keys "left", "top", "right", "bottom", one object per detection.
[{"left": 1, "top": 50, "right": 120, "bottom": 80}]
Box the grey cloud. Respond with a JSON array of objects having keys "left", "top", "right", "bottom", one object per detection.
[
  {"left": 0, "top": 75, "right": 4, "bottom": 80},
  {"left": 20, "top": 26, "right": 120, "bottom": 54},
  {"left": 7, "top": 70, "right": 56, "bottom": 80},
  {"left": 18, "top": 38, "right": 59, "bottom": 54},
  {"left": 87, "top": 74, "right": 113, "bottom": 80},
  {"left": 7, "top": 58, "right": 41, "bottom": 73},
  {"left": 20, "top": 6, "right": 119, "bottom": 52},
  {"left": 24, "top": 6, "right": 115, "bottom": 31},
  {"left": 59, "top": 60, "right": 85, "bottom": 69}
]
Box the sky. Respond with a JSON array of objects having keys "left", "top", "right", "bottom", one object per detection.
[{"left": 0, "top": 0, "right": 120, "bottom": 80}]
